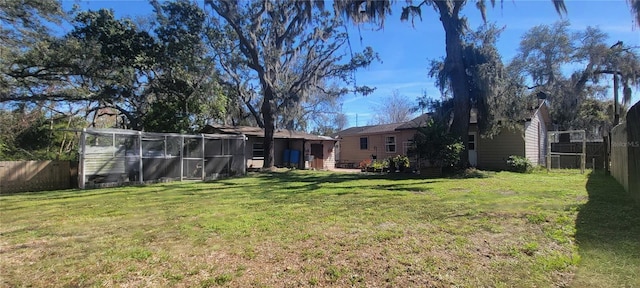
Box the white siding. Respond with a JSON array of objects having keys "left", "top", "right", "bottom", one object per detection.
[
  {"left": 524, "top": 110, "right": 547, "bottom": 166},
  {"left": 538, "top": 115, "right": 548, "bottom": 165},
  {"left": 524, "top": 119, "right": 538, "bottom": 165}
]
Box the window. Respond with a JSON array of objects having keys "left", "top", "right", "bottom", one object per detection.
[
  {"left": 468, "top": 134, "right": 476, "bottom": 150},
  {"left": 385, "top": 136, "right": 396, "bottom": 153},
  {"left": 252, "top": 142, "right": 264, "bottom": 159},
  {"left": 359, "top": 137, "right": 368, "bottom": 150},
  {"left": 403, "top": 140, "right": 414, "bottom": 155}
]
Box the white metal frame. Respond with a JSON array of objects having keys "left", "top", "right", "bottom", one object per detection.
[{"left": 78, "top": 128, "right": 246, "bottom": 189}]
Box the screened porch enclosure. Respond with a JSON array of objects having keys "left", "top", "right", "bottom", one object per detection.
[{"left": 79, "top": 129, "right": 246, "bottom": 189}]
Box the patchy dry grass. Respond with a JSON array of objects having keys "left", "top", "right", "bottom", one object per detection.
[{"left": 1, "top": 170, "right": 638, "bottom": 287}]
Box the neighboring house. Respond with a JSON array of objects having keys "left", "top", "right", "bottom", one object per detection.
[
  {"left": 332, "top": 114, "right": 431, "bottom": 168},
  {"left": 334, "top": 101, "right": 551, "bottom": 170},
  {"left": 470, "top": 101, "right": 551, "bottom": 170},
  {"left": 201, "top": 125, "right": 337, "bottom": 170}
]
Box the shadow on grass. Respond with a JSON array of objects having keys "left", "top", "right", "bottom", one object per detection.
[
  {"left": 1, "top": 170, "right": 444, "bottom": 203},
  {"left": 266, "top": 169, "right": 443, "bottom": 182},
  {"left": 0, "top": 188, "right": 116, "bottom": 201},
  {"left": 190, "top": 171, "right": 440, "bottom": 206},
  {"left": 255, "top": 170, "right": 440, "bottom": 193},
  {"left": 574, "top": 171, "right": 640, "bottom": 284}
]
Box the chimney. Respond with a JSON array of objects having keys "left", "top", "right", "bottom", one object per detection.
[{"left": 536, "top": 91, "right": 548, "bottom": 107}]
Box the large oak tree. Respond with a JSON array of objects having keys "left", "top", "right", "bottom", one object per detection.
[
  {"left": 509, "top": 21, "right": 640, "bottom": 138},
  {"left": 205, "top": 0, "right": 375, "bottom": 168},
  {"left": 333, "top": 0, "right": 640, "bottom": 167}
]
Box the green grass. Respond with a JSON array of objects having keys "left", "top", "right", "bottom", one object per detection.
[{"left": 0, "top": 169, "right": 638, "bottom": 287}]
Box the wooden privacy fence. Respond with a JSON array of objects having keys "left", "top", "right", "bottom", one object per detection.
[
  {"left": 0, "top": 161, "right": 76, "bottom": 194},
  {"left": 610, "top": 102, "right": 640, "bottom": 204}
]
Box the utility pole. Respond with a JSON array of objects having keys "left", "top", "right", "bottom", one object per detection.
[
  {"left": 606, "top": 40, "right": 623, "bottom": 174},
  {"left": 610, "top": 41, "right": 623, "bottom": 126},
  {"left": 613, "top": 74, "right": 620, "bottom": 125}
]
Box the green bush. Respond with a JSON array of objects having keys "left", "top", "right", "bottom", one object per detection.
[
  {"left": 454, "top": 167, "right": 491, "bottom": 178},
  {"left": 394, "top": 155, "right": 410, "bottom": 170},
  {"left": 371, "top": 160, "right": 386, "bottom": 171},
  {"left": 507, "top": 155, "right": 533, "bottom": 173},
  {"left": 409, "top": 119, "right": 464, "bottom": 168},
  {"left": 387, "top": 157, "right": 396, "bottom": 171},
  {"left": 388, "top": 155, "right": 410, "bottom": 172}
]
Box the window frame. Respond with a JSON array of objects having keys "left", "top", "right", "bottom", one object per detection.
[
  {"left": 468, "top": 134, "right": 476, "bottom": 151},
  {"left": 359, "top": 137, "right": 368, "bottom": 150},
  {"left": 385, "top": 135, "right": 396, "bottom": 153}
]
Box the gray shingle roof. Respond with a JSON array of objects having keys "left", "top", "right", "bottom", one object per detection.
[
  {"left": 333, "top": 113, "right": 432, "bottom": 137},
  {"left": 201, "top": 125, "right": 335, "bottom": 141},
  {"left": 397, "top": 113, "right": 432, "bottom": 130},
  {"left": 332, "top": 122, "right": 406, "bottom": 137},
  {"left": 334, "top": 102, "right": 548, "bottom": 138}
]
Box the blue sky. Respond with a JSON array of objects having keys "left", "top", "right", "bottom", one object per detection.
[
  {"left": 344, "top": 0, "right": 640, "bottom": 127},
  {"left": 65, "top": 0, "right": 640, "bottom": 128}
]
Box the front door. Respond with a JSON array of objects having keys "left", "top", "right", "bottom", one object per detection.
[
  {"left": 310, "top": 143, "right": 324, "bottom": 169},
  {"left": 468, "top": 133, "right": 478, "bottom": 167}
]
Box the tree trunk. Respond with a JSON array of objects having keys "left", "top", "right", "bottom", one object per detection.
[
  {"left": 440, "top": 7, "right": 470, "bottom": 168},
  {"left": 261, "top": 86, "right": 276, "bottom": 169}
]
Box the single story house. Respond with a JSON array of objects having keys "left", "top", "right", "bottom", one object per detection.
[
  {"left": 333, "top": 101, "right": 551, "bottom": 170},
  {"left": 332, "top": 114, "right": 431, "bottom": 168},
  {"left": 201, "top": 125, "right": 337, "bottom": 170}
]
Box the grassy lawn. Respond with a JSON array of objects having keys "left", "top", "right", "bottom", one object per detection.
[{"left": 1, "top": 170, "right": 638, "bottom": 287}]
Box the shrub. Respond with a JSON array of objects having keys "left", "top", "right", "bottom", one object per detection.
[
  {"left": 358, "top": 159, "right": 372, "bottom": 170},
  {"left": 387, "top": 157, "right": 396, "bottom": 171},
  {"left": 409, "top": 119, "right": 464, "bottom": 168},
  {"left": 507, "top": 155, "right": 533, "bottom": 173},
  {"left": 393, "top": 155, "right": 410, "bottom": 171},
  {"left": 371, "top": 160, "right": 386, "bottom": 171},
  {"left": 454, "top": 167, "right": 491, "bottom": 178}
]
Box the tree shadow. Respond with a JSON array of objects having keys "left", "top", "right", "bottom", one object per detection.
[
  {"left": 1, "top": 170, "right": 442, "bottom": 208},
  {"left": 0, "top": 188, "right": 114, "bottom": 202},
  {"left": 254, "top": 170, "right": 439, "bottom": 191},
  {"left": 574, "top": 171, "right": 640, "bottom": 284},
  {"left": 214, "top": 170, "right": 439, "bottom": 207}
]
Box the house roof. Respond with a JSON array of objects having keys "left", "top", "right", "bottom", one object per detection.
[
  {"left": 397, "top": 113, "right": 432, "bottom": 130},
  {"left": 332, "top": 114, "right": 432, "bottom": 137},
  {"left": 332, "top": 122, "right": 407, "bottom": 137},
  {"left": 201, "top": 125, "right": 336, "bottom": 141},
  {"left": 334, "top": 101, "right": 550, "bottom": 138}
]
